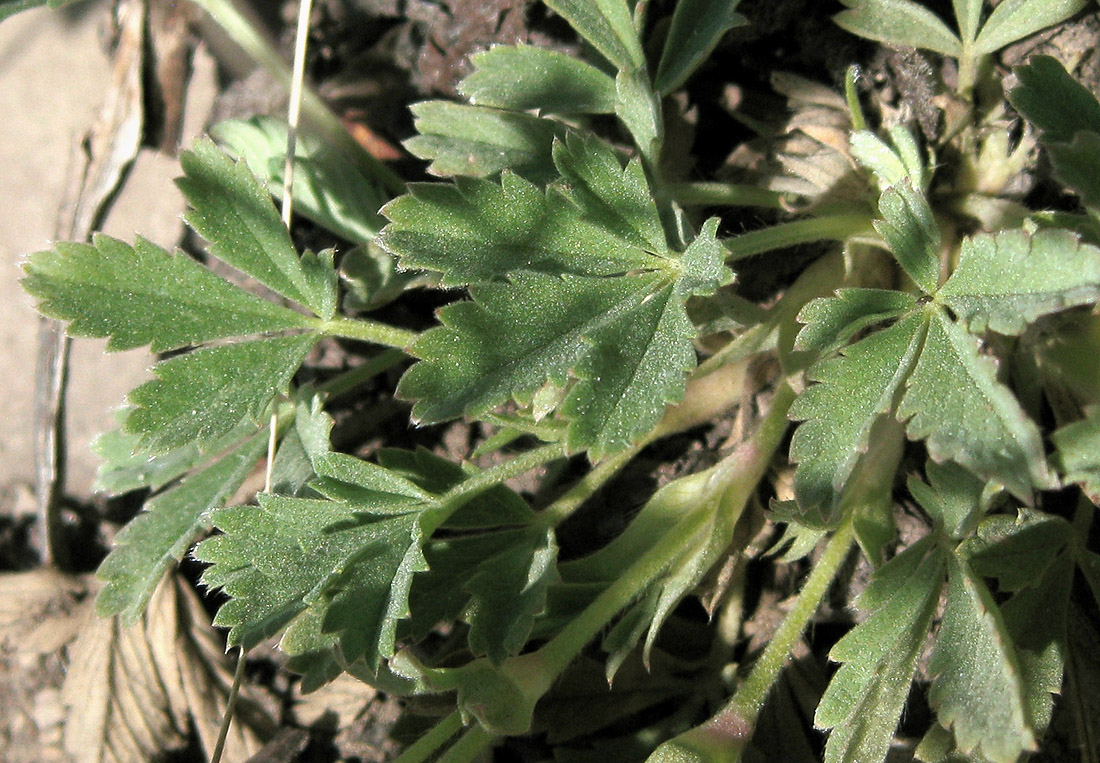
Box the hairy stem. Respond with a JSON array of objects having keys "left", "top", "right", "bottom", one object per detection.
[
  {"left": 436, "top": 724, "right": 495, "bottom": 763},
  {"left": 316, "top": 348, "right": 406, "bottom": 399},
  {"left": 316, "top": 315, "right": 418, "bottom": 349},
  {"left": 724, "top": 213, "right": 873, "bottom": 261},
  {"left": 535, "top": 383, "right": 797, "bottom": 678}
]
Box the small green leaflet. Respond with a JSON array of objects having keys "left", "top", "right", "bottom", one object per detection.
[
  {"left": 817, "top": 538, "right": 944, "bottom": 763},
  {"left": 404, "top": 101, "right": 565, "bottom": 183},
  {"left": 938, "top": 229, "right": 1100, "bottom": 335},
  {"left": 898, "top": 307, "right": 1055, "bottom": 499},
  {"left": 834, "top": 0, "right": 962, "bottom": 57},
  {"left": 794, "top": 288, "right": 916, "bottom": 355},
  {"left": 23, "top": 235, "right": 311, "bottom": 352},
  {"left": 790, "top": 312, "right": 925, "bottom": 512},
  {"left": 654, "top": 0, "right": 746, "bottom": 95},
  {"left": 1009, "top": 55, "right": 1100, "bottom": 144},
  {"left": 127, "top": 334, "right": 316, "bottom": 453},
  {"left": 543, "top": 0, "right": 646, "bottom": 72},
  {"left": 1054, "top": 406, "right": 1100, "bottom": 502},
  {"left": 380, "top": 134, "right": 728, "bottom": 458},
  {"left": 874, "top": 181, "right": 940, "bottom": 293},
  {"left": 929, "top": 555, "right": 1036, "bottom": 763},
  {"left": 178, "top": 138, "right": 336, "bottom": 319},
  {"left": 971, "top": 0, "right": 1087, "bottom": 56},
  {"left": 458, "top": 44, "right": 618, "bottom": 115},
  {"left": 907, "top": 459, "right": 986, "bottom": 539},
  {"left": 96, "top": 432, "right": 269, "bottom": 623}
]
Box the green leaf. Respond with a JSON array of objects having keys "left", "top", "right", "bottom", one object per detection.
[
  {"left": 93, "top": 410, "right": 262, "bottom": 495},
  {"left": 1009, "top": 55, "right": 1100, "bottom": 143},
  {"left": 22, "top": 234, "right": 311, "bottom": 352},
  {"left": 177, "top": 138, "right": 333, "bottom": 317},
  {"left": 380, "top": 173, "right": 655, "bottom": 285},
  {"left": 458, "top": 44, "right": 618, "bottom": 114},
  {"left": 908, "top": 459, "right": 986, "bottom": 539},
  {"left": 127, "top": 334, "right": 317, "bottom": 454},
  {"left": 834, "top": 0, "right": 962, "bottom": 57},
  {"left": 96, "top": 433, "right": 268, "bottom": 623},
  {"left": 898, "top": 307, "right": 1056, "bottom": 500},
  {"left": 196, "top": 492, "right": 431, "bottom": 669},
  {"left": 212, "top": 115, "right": 387, "bottom": 246},
  {"left": 850, "top": 130, "right": 908, "bottom": 190},
  {"left": 790, "top": 312, "right": 925, "bottom": 512},
  {"left": 875, "top": 181, "right": 941, "bottom": 294},
  {"left": 938, "top": 228, "right": 1100, "bottom": 335},
  {"left": 653, "top": 0, "right": 747, "bottom": 95},
  {"left": 961, "top": 510, "right": 1071, "bottom": 591},
  {"left": 466, "top": 528, "right": 558, "bottom": 663},
  {"left": 1054, "top": 406, "right": 1100, "bottom": 501},
  {"left": 404, "top": 101, "right": 565, "bottom": 183},
  {"left": 553, "top": 132, "right": 668, "bottom": 254},
  {"left": 544, "top": 0, "right": 646, "bottom": 71},
  {"left": 974, "top": 0, "right": 1087, "bottom": 56},
  {"left": 1048, "top": 131, "right": 1100, "bottom": 209},
  {"left": 615, "top": 68, "right": 662, "bottom": 162},
  {"left": 817, "top": 538, "right": 945, "bottom": 763},
  {"left": 380, "top": 167, "right": 722, "bottom": 457},
  {"left": 794, "top": 288, "right": 916, "bottom": 355},
  {"left": 928, "top": 554, "right": 1036, "bottom": 763}
]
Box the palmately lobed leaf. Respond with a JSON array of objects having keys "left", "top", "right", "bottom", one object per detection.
[
  {"left": 22, "top": 234, "right": 311, "bottom": 352},
  {"left": 937, "top": 228, "right": 1100, "bottom": 336},
  {"left": 790, "top": 312, "right": 925, "bottom": 512},
  {"left": 898, "top": 307, "right": 1056, "bottom": 500}
]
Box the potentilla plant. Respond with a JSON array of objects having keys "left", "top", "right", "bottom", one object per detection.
[{"left": 19, "top": 0, "right": 1100, "bottom": 760}]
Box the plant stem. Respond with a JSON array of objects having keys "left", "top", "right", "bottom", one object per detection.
[
  {"left": 316, "top": 315, "right": 418, "bottom": 349},
  {"left": 316, "top": 348, "right": 406, "bottom": 399},
  {"left": 537, "top": 444, "right": 641, "bottom": 528},
  {"left": 392, "top": 711, "right": 463, "bottom": 763},
  {"left": 724, "top": 213, "right": 873, "bottom": 261},
  {"left": 668, "top": 182, "right": 787, "bottom": 210},
  {"left": 535, "top": 383, "right": 797, "bottom": 677},
  {"left": 190, "top": 0, "right": 406, "bottom": 195},
  {"left": 436, "top": 724, "right": 495, "bottom": 763}
]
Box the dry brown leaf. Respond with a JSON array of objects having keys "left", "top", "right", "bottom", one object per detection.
[
  {"left": 62, "top": 574, "right": 275, "bottom": 762},
  {"left": 0, "top": 570, "right": 91, "bottom": 656},
  {"left": 292, "top": 672, "right": 377, "bottom": 729}
]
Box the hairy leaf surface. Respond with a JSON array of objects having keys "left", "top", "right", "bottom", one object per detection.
[
  {"left": 974, "top": 0, "right": 1087, "bottom": 56},
  {"left": 197, "top": 492, "right": 431, "bottom": 670},
  {"left": 929, "top": 555, "right": 1036, "bottom": 763},
  {"left": 817, "top": 538, "right": 944, "bottom": 763},
  {"left": 908, "top": 459, "right": 986, "bottom": 539},
  {"left": 178, "top": 138, "right": 334, "bottom": 317},
  {"left": 938, "top": 229, "right": 1100, "bottom": 335},
  {"left": 834, "top": 0, "right": 962, "bottom": 57},
  {"left": 898, "top": 307, "right": 1055, "bottom": 499},
  {"left": 1054, "top": 406, "right": 1100, "bottom": 501},
  {"left": 405, "top": 102, "right": 565, "bottom": 183},
  {"left": 790, "top": 312, "right": 925, "bottom": 512},
  {"left": 875, "top": 181, "right": 940, "bottom": 294},
  {"left": 381, "top": 150, "right": 724, "bottom": 456},
  {"left": 22, "top": 234, "right": 311, "bottom": 352},
  {"left": 97, "top": 433, "right": 269, "bottom": 623},
  {"left": 127, "top": 334, "right": 316, "bottom": 453},
  {"left": 459, "top": 44, "right": 617, "bottom": 114},
  {"left": 1009, "top": 55, "right": 1100, "bottom": 143}
]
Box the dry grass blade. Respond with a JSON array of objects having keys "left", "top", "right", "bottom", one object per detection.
[{"left": 61, "top": 575, "right": 274, "bottom": 763}]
